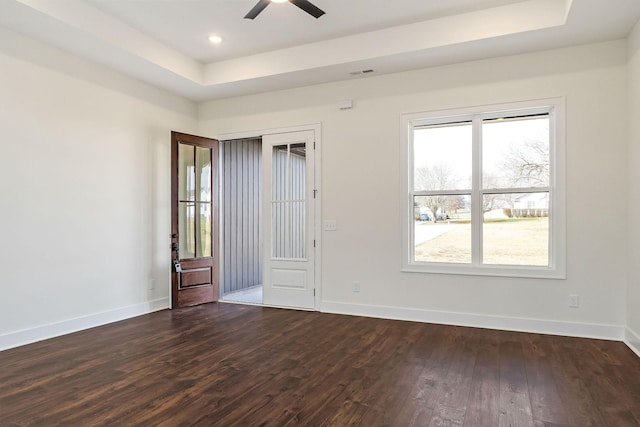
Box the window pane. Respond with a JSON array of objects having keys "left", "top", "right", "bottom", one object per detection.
[
  {"left": 413, "top": 122, "right": 472, "bottom": 191},
  {"left": 196, "top": 203, "right": 212, "bottom": 258},
  {"left": 413, "top": 195, "right": 471, "bottom": 263},
  {"left": 483, "top": 192, "right": 549, "bottom": 266},
  {"left": 195, "top": 147, "right": 211, "bottom": 202},
  {"left": 482, "top": 115, "right": 549, "bottom": 188},
  {"left": 179, "top": 202, "right": 195, "bottom": 259},
  {"left": 178, "top": 143, "right": 195, "bottom": 201}
]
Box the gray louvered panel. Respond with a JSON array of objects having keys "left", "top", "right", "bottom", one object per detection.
[{"left": 221, "top": 138, "right": 262, "bottom": 295}]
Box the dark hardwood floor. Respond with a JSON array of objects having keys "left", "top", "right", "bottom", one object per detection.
[{"left": 1, "top": 303, "right": 639, "bottom": 426}]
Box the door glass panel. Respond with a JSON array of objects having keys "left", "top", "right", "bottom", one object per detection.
[
  {"left": 196, "top": 147, "right": 211, "bottom": 202},
  {"left": 272, "top": 202, "right": 286, "bottom": 258},
  {"left": 196, "top": 202, "right": 212, "bottom": 258},
  {"left": 271, "top": 143, "right": 306, "bottom": 259},
  {"left": 290, "top": 201, "right": 305, "bottom": 259},
  {"left": 179, "top": 144, "right": 213, "bottom": 259},
  {"left": 272, "top": 145, "right": 287, "bottom": 201},
  {"left": 179, "top": 202, "right": 195, "bottom": 259},
  {"left": 290, "top": 143, "right": 306, "bottom": 200},
  {"left": 482, "top": 192, "right": 549, "bottom": 266},
  {"left": 179, "top": 143, "right": 195, "bottom": 201}
]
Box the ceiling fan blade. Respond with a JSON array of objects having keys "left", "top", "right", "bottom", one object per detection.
[
  {"left": 244, "top": 0, "right": 270, "bottom": 19},
  {"left": 289, "top": 0, "right": 325, "bottom": 18}
]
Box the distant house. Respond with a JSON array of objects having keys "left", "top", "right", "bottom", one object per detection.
[
  {"left": 513, "top": 193, "right": 549, "bottom": 209},
  {"left": 507, "top": 193, "right": 549, "bottom": 218}
]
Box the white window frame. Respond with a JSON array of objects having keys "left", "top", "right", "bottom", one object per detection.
[{"left": 401, "top": 98, "right": 566, "bottom": 279}]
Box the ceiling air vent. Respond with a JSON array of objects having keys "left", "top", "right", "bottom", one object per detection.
[{"left": 349, "top": 69, "right": 375, "bottom": 76}]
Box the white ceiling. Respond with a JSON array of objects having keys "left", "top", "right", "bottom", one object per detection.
[
  {"left": 1, "top": 0, "right": 640, "bottom": 101},
  {"left": 88, "top": 0, "right": 525, "bottom": 63}
]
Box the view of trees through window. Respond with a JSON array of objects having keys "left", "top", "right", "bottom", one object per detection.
[{"left": 412, "top": 114, "right": 551, "bottom": 266}]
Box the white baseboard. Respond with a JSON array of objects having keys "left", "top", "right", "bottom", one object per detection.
[
  {"left": 0, "top": 298, "right": 169, "bottom": 352},
  {"left": 625, "top": 327, "right": 640, "bottom": 358},
  {"left": 321, "top": 300, "right": 625, "bottom": 341},
  {"left": 3, "top": 298, "right": 637, "bottom": 359}
]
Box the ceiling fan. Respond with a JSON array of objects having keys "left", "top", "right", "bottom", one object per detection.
[{"left": 244, "top": 0, "right": 325, "bottom": 19}]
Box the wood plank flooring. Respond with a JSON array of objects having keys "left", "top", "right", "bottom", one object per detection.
[{"left": 1, "top": 303, "right": 639, "bottom": 426}]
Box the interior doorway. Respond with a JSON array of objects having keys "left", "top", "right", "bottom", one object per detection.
[
  {"left": 220, "top": 137, "right": 264, "bottom": 305},
  {"left": 218, "top": 127, "right": 319, "bottom": 310}
]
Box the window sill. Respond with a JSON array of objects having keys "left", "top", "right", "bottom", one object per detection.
[{"left": 402, "top": 263, "right": 566, "bottom": 279}]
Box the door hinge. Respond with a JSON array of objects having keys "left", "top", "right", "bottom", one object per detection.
[
  {"left": 313, "top": 239, "right": 316, "bottom": 248},
  {"left": 314, "top": 289, "right": 316, "bottom": 296},
  {"left": 313, "top": 189, "right": 317, "bottom": 199},
  {"left": 313, "top": 140, "right": 316, "bottom": 149}
]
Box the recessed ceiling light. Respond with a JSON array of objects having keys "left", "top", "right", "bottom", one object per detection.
[
  {"left": 208, "top": 35, "right": 223, "bottom": 44},
  {"left": 271, "top": 0, "right": 289, "bottom": 3}
]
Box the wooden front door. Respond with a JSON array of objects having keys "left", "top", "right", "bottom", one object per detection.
[{"left": 171, "top": 132, "right": 219, "bottom": 308}]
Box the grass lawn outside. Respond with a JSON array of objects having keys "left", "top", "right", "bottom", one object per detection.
[{"left": 414, "top": 217, "right": 549, "bottom": 265}]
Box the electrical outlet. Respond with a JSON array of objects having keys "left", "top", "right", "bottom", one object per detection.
[
  {"left": 352, "top": 281, "right": 360, "bottom": 292},
  {"left": 568, "top": 294, "right": 579, "bottom": 308},
  {"left": 148, "top": 278, "right": 155, "bottom": 290}
]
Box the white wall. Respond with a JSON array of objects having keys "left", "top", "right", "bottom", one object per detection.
[
  {"left": 0, "top": 27, "right": 634, "bottom": 350},
  {"left": 0, "top": 29, "right": 197, "bottom": 348},
  {"left": 627, "top": 20, "right": 640, "bottom": 352},
  {"left": 200, "top": 40, "right": 629, "bottom": 338}
]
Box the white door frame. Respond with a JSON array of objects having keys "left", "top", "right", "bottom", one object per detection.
[{"left": 217, "top": 124, "right": 322, "bottom": 311}]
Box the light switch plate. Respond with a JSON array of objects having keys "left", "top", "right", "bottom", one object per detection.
[{"left": 323, "top": 220, "right": 337, "bottom": 231}]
